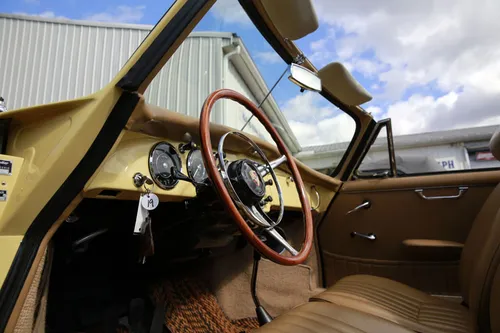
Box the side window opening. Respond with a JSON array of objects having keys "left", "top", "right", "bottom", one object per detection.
[
  {"left": 355, "top": 119, "right": 396, "bottom": 179},
  {"left": 354, "top": 121, "right": 500, "bottom": 179}
]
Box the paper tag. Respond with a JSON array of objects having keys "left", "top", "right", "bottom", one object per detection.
[
  {"left": 134, "top": 194, "right": 149, "bottom": 234},
  {"left": 141, "top": 192, "right": 159, "bottom": 211},
  {"left": 0, "top": 160, "right": 12, "bottom": 175}
]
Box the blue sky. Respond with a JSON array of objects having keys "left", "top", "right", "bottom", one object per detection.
[{"left": 3, "top": 0, "right": 500, "bottom": 147}]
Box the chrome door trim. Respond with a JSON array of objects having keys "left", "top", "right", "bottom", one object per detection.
[
  {"left": 341, "top": 183, "right": 489, "bottom": 194},
  {"left": 415, "top": 186, "right": 468, "bottom": 200},
  {"left": 346, "top": 200, "right": 371, "bottom": 215},
  {"left": 350, "top": 232, "right": 376, "bottom": 241}
]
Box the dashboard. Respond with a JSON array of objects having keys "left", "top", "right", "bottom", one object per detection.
[
  {"left": 84, "top": 130, "right": 324, "bottom": 211},
  {"left": 82, "top": 101, "right": 339, "bottom": 212}
]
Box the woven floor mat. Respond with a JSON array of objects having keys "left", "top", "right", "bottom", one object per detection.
[{"left": 153, "top": 277, "right": 259, "bottom": 333}]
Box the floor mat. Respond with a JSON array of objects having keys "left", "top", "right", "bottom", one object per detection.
[
  {"left": 153, "top": 277, "right": 259, "bottom": 333},
  {"left": 209, "top": 246, "right": 325, "bottom": 319}
]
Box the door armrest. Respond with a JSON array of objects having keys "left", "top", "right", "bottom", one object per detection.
[{"left": 402, "top": 239, "right": 464, "bottom": 248}]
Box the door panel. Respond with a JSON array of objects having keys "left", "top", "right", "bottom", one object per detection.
[{"left": 318, "top": 170, "right": 500, "bottom": 294}]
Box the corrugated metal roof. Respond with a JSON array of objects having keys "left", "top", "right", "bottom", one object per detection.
[{"left": 302, "top": 125, "right": 498, "bottom": 154}]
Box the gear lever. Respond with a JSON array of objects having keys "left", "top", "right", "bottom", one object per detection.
[{"left": 251, "top": 250, "right": 273, "bottom": 326}]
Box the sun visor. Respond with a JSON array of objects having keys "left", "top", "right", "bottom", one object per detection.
[
  {"left": 319, "top": 62, "right": 372, "bottom": 106},
  {"left": 260, "top": 0, "right": 319, "bottom": 40}
]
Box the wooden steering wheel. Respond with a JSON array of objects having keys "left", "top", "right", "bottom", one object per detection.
[{"left": 199, "top": 89, "right": 313, "bottom": 266}]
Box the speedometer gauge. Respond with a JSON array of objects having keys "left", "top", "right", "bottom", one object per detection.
[
  {"left": 187, "top": 149, "right": 208, "bottom": 183},
  {"left": 149, "top": 142, "right": 182, "bottom": 189}
]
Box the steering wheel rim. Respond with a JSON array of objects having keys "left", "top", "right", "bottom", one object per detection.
[{"left": 199, "top": 89, "right": 313, "bottom": 266}]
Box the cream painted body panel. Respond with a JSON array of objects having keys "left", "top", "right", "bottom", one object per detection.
[
  {"left": 0, "top": 92, "right": 121, "bottom": 236},
  {"left": 0, "top": 236, "right": 23, "bottom": 287}
]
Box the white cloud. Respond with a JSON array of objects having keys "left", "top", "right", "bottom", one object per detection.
[
  {"left": 386, "top": 88, "right": 500, "bottom": 135},
  {"left": 281, "top": 91, "right": 333, "bottom": 122},
  {"left": 211, "top": 0, "right": 251, "bottom": 26},
  {"left": 83, "top": 5, "right": 145, "bottom": 23},
  {"left": 282, "top": 92, "right": 356, "bottom": 146},
  {"left": 289, "top": 114, "right": 356, "bottom": 146},
  {"left": 15, "top": 11, "right": 68, "bottom": 19},
  {"left": 303, "top": 0, "right": 500, "bottom": 137},
  {"left": 365, "top": 105, "right": 383, "bottom": 117},
  {"left": 254, "top": 51, "right": 282, "bottom": 64}
]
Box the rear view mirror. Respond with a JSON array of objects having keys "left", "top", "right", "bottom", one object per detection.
[{"left": 288, "top": 63, "right": 322, "bottom": 92}]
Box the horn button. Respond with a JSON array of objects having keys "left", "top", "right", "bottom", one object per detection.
[{"left": 227, "top": 159, "right": 266, "bottom": 205}]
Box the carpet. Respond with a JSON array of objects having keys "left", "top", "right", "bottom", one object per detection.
[{"left": 153, "top": 277, "right": 259, "bottom": 333}]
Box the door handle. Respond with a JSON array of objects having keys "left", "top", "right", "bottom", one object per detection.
[
  {"left": 415, "top": 186, "right": 468, "bottom": 200},
  {"left": 351, "top": 232, "right": 376, "bottom": 241},
  {"left": 346, "top": 200, "right": 371, "bottom": 215}
]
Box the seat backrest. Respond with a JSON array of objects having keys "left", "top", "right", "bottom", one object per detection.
[{"left": 459, "top": 128, "right": 500, "bottom": 331}]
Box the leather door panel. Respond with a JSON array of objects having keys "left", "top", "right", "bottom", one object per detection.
[{"left": 318, "top": 170, "right": 500, "bottom": 294}]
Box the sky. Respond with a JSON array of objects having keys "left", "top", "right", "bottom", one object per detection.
[{"left": 3, "top": 0, "right": 500, "bottom": 147}]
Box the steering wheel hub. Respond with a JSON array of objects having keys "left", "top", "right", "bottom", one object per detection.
[{"left": 227, "top": 160, "right": 265, "bottom": 204}]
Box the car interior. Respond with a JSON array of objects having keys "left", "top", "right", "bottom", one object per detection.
[{"left": 1, "top": 1, "right": 500, "bottom": 333}]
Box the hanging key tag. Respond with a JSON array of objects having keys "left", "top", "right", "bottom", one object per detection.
[
  {"left": 141, "top": 183, "right": 159, "bottom": 211},
  {"left": 141, "top": 192, "right": 159, "bottom": 211},
  {"left": 134, "top": 193, "right": 149, "bottom": 235}
]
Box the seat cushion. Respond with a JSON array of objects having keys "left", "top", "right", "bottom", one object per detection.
[
  {"left": 312, "top": 275, "right": 475, "bottom": 333},
  {"left": 255, "top": 301, "right": 414, "bottom": 333}
]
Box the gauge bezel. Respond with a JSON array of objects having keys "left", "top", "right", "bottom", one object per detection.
[
  {"left": 186, "top": 148, "right": 208, "bottom": 183},
  {"left": 148, "top": 142, "right": 182, "bottom": 190}
]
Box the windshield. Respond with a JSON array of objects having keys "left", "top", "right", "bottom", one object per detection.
[
  {"left": 142, "top": 1, "right": 357, "bottom": 175},
  {"left": 4, "top": 0, "right": 500, "bottom": 176}
]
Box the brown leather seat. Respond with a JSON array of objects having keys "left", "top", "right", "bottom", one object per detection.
[
  {"left": 255, "top": 258, "right": 500, "bottom": 333},
  {"left": 312, "top": 275, "right": 474, "bottom": 333},
  {"left": 255, "top": 301, "right": 415, "bottom": 333},
  {"left": 255, "top": 245, "right": 500, "bottom": 333},
  {"left": 310, "top": 132, "right": 500, "bottom": 333}
]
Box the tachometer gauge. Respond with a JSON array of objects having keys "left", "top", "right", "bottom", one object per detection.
[
  {"left": 187, "top": 149, "right": 208, "bottom": 183},
  {"left": 149, "top": 142, "right": 182, "bottom": 189}
]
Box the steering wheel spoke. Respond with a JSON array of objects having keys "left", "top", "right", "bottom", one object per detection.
[
  {"left": 265, "top": 228, "right": 299, "bottom": 256},
  {"left": 258, "top": 155, "right": 287, "bottom": 177}
]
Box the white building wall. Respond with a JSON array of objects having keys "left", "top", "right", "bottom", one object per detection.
[
  {"left": 297, "top": 151, "right": 342, "bottom": 171},
  {"left": 0, "top": 14, "right": 230, "bottom": 122},
  {"left": 224, "top": 62, "right": 271, "bottom": 141},
  {"left": 363, "top": 144, "right": 469, "bottom": 171},
  {"left": 299, "top": 144, "right": 470, "bottom": 173},
  {"left": 145, "top": 33, "right": 228, "bottom": 123},
  {"left": 0, "top": 14, "right": 149, "bottom": 109}
]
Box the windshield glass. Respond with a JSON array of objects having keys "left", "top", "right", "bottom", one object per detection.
[
  {"left": 4, "top": 0, "right": 500, "bottom": 175},
  {"left": 142, "top": 1, "right": 357, "bottom": 175}
]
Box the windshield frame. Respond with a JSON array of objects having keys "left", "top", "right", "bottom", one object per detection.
[
  {"left": 238, "top": 0, "right": 362, "bottom": 178},
  {"left": 116, "top": 0, "right": 363, "bottom": 179}
]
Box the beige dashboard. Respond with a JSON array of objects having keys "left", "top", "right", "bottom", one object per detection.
[
  {"left": 83, "top": 100, "right": 340, "bottom": 212},
  {"left": 85, "top": 130, "right": 316, "bottom": 211}
]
